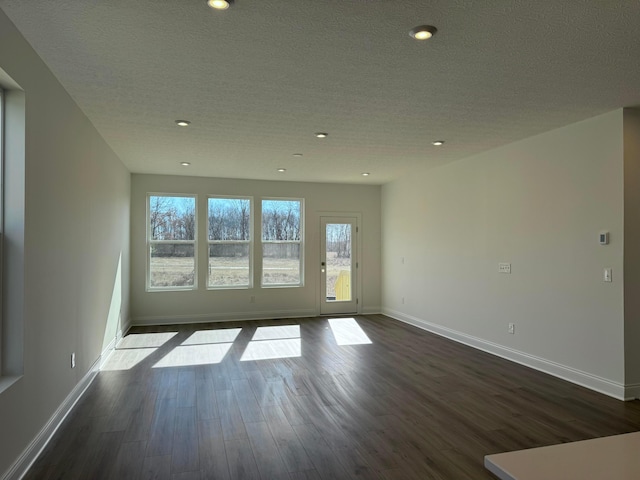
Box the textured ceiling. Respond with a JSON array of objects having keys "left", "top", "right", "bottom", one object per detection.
[{"left": 2, "top": 1, "right": 640, "bottom": 184}]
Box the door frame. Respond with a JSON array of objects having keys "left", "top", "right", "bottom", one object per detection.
[{"left": 317, "top": 212, "right": 362, "bottom": 316}]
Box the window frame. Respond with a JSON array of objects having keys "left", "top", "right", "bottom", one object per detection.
[
  {"left": 146, "top": 193, "right": 198, "bottom": 292},
  {"left": 206, "top": 195, "right": 254, "bottom": 290},
  {"left": 260, "top": 197, "right": 304, "bottom": 288},
  {"left": 0, "top": 87, "right": 4, "bottom": 373}
]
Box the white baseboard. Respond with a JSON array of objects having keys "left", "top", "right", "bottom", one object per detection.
[
  {"left": 131, "top": 308, "right": 318, "bottom": 326},
  {"left": 1, "top": 344, "right": 111, "bottom": 480},
  {"left": 382, "top": 308, "right": 628, "bottom": 401},
  {"left": 625, "top": 383, "right": 640, "bottom": 401},
  {"left": 361, "top": 306, "right": 381, "bottom": 315}
]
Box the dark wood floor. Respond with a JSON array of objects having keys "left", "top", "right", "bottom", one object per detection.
[{"left": 25, "top": 315, "right": 640, "bottom": 480}]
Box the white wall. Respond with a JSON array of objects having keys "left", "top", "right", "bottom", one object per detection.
[
  {"left": 130, "top": 174, "right": 381, "bottom": 324},
  {"left": 624, "top": 108, "right": 640, "bottom": 391},
  {"left": 0, "top": 9, "right": 130, "bottom": 477},
  {"left": 382, "top": 110, "right": 627, "bottom": 398}
]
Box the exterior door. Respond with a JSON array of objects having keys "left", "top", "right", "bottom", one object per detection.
[{"left": 320, "top": 217, "right": 357, "bottom": 315}]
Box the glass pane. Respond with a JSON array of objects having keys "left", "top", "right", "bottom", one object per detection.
[
  {"left": 262, "top": 200, "right": 301, "bottom": 241},
  {"left": 150, "top": 243, "right": 195, "bottom": 287},
  {"left": 149, "top": 196, "right": 196, "bottom": 240},
  {"left": 326, "top": 223, "right": 351, "bottom": 301},
  {"left": 262, "top": 243, "right": 300, "bottom": 285},
  {"left": 208, "top": 244, "right": 250, "bottom": 287},
  {"left": 208, "top": 198, "right": 251, "bottom": 241}
]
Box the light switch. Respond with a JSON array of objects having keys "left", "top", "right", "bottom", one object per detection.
[{"left": 604, "top": 268, "right": 612, "bottom": 282}]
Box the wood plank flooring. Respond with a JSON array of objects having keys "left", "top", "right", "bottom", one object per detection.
[{"left": 24, "top": 315, "right": 640, "bottom": 479}]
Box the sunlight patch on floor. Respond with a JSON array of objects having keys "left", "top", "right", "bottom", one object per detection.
[
  {"left": 251, "top": 325, "right": 300, "bottom": 341},
  {"left": 328, "top": 318, "right": 372, "bottom": 345},
  {"left": 153, "top": 343, "right": 234, "bottom": 368},
  {"left": 182, "top": 328, "right": 242, "bottom": 345},
  {"left": 102, "top": 332, "right": 180, "bottom": 370},
  {"left": 102, "top": 347, "right": 157, "bottom": 370},
  {"left": 117, "top": 331, "right": 178, "bottom": 349},
  {"left": 240, "top": 338, "right": 301, "bottom": 361}
]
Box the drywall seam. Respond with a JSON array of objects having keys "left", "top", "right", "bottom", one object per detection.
[{"left": 383, "top": 308, "right": 627, "bottom": 401}]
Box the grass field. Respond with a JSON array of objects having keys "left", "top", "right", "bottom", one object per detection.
[
  {"left": 149, "top": 256, "right": 196, "bottom": 287},
  {"left": 150, "top": 252, "right": 351, "bottom": 294}
]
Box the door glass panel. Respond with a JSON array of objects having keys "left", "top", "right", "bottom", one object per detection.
[{"left": 325, "top": 223, "right": 351, "bottom": 302}]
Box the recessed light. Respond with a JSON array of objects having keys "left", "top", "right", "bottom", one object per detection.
[
  {"left": 315, "top": 132, "right": 328, "bottom": 138},
  {"left": 432, "top": 140, "right": 445, "bottom": 146},
  {"left": 409, "top": 25, "right": 437, "bottom": 40},
  {"left": 175, "top": 120, "right": 191, "bottom": 127},
  {"left": 180, "top": 162, "right": 191, "bottom": 166},
  {"left": 362, "top": 173, "right": 370, "bottom": 176},
  {"left": 277, "top": 168, "right": 286, "bottom": 173},
  {"left": 293, "top": 153, "right": 303, "bottom": 157},
  {"left": 208, "top": 0, "right": 232, "bottom": 10}
]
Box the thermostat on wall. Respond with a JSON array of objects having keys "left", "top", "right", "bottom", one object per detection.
[{"left": 599, "top": 231, "right": 609, "bottom": 245}]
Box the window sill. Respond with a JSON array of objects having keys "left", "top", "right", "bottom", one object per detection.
[
  {"left": 261, "top": 284, "right": 303, "bottom": 289},
  {"left": 207, "top": 286, "right": 251, "bottom": 291},
  {"left": 146, "top": 287, "right": 198, "bottom": 293}
]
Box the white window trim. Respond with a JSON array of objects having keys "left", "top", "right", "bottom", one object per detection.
[
  {"left": 0, "top": 87, "right": 4, "bottom": 374},
  {"left": 261, "top": 197, "right": 305, "bottom": 288},
  {"left": 146, "top": 193, "right": 198, "bottom": 292},
  {"left": 207, "top": 195, "right": 254, "bottom": 290}
]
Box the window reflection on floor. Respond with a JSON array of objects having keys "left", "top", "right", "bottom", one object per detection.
[
  {"left": 251, "top": 325, "right": 300, "bottom": 340},
  {"left": 102, "top": 332, "right": 179, "bottom": 370},
  {"left": 240, "top": 325, "right": 301, "bottom": 361},
  {"left": 102, "top": 329, "right": 243, "bottom": 370},
  {"left": 102, "top": 347, "right": 158, "bottom": 371},
  {"left": 102, "top": 320, "right": 372, "bottom": 370},
  {"left": 152, "top": 328, "right": 242, "bottom": 368},
  {"left": 152, "top": 343, "right": 234, "bottom": 367},
  {"left": 117, "top": 331, "right": 178, "bottom": 349},
  {"left": 328, "top": 318, "right": 372, "bottom": 345},
  {"left": 181, "top": 328, "right": 242, "bottom": 345}
]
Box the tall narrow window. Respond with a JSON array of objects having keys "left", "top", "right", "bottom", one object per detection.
[
  {"left": 208, "top": 197, "right": 252, "bottom": 288},
  {"left": 0, "top": 87, "right": 4, "bottom": 372},
  {"left": 147, "top": 194, "right": 197, "bottom": 290},
  {"left": 0, "top": 78, "right": 26, "bottom": 385},
  {"left": 261, "top": 199, "right": 303, "bottom": 287}
]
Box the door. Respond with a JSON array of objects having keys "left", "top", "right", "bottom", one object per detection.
[{"left": 320, "top": 217, "right": 357, "bottom": 315}]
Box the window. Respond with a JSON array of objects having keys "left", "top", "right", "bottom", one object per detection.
[
  {"left": 0, "top": 78, "right": 26, "bottom": 386},
  {"left": 261, "top": 198, "right": 303, "bottom": 286},
  {"left": 147, "top": 194, "right": 197, "bottom": 290},
  {"left": 207, "top": 197, "right": 252, "bottom": 288},
  {"left": 0, "top": 87, "right": 3, "bottom": 374}
]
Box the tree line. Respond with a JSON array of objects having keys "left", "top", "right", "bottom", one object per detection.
[
  {"left": 150, "top": 196, "right": 195, "bottom": 241},
  {"left": 326, "top": 224, "right": 351, "bottom": 258},
  {"left": 150, "top": 197, "right": 302, "bottom": 258}
]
